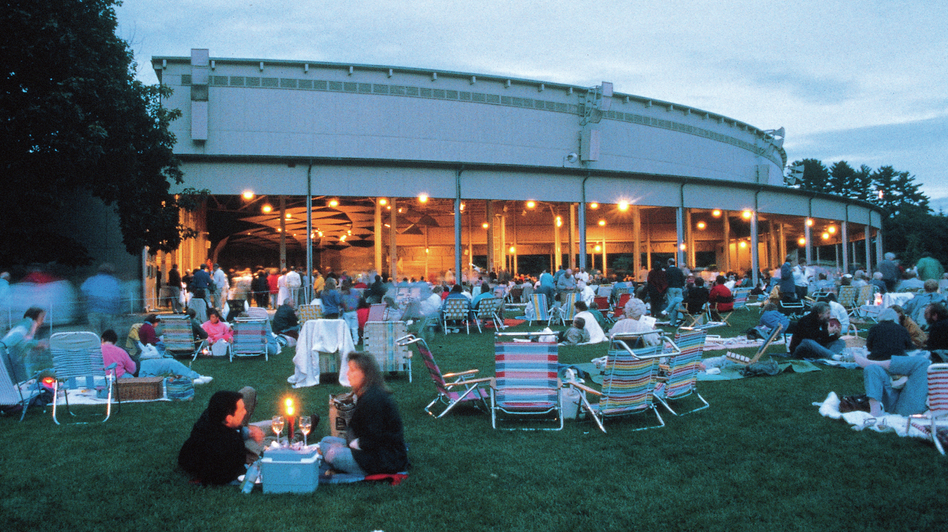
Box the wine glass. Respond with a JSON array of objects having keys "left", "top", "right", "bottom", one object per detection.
[
  {"left": 271, "top": 415, "right": 285, "bottom": 445},
  {"left": 299, "top": 416, "right": 312, "bottom": 447}
]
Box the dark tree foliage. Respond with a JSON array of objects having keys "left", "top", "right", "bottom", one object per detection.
[
  {"left": 0, "top": 0, "right": 200, "bottom": 266},
  {"left": 787, "top": 158, "right": 944, "bottom": 265}
]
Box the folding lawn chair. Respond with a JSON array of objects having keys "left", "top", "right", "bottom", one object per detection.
[
  {"left": 367, "top": 303, "right": 387, "bottom": 322},
  {"left": 298, "top": 304, "right": 322, "bottom": 324},
  {"left": 364, "top": 321, "right": 412, "bottom": 382},
  {"left": 655, "top": 330, "right": 708, "bottom": 416},
  {"left": 568, "top": 341, "right": 665, "bottom": 433},
  {"left": 726, "top": 323, "right": 784, "bottom": 365},
  {"left": 553, "top": 292, "right": 579, "bottom": 326},
  {"left": 442, "top": 297, "right": 473, "bottom": 334},
  {"left": 508, "top": 286, "right": 523, "bottom": 303},
  {"left": 50, "top": 331, "right": 118, "bottom": 424},
  {"left": 230, "top": 318, "right": 268, "bottom": 362},
  {"left": 716, "top": 288, "right": 751, "bottom": 326},
  {"left": 836, "top": 286, "right": 858, "bottom": 317},
  {"left": 247, "top": 306, "right": 269, "bottom": 320},
  {"left": 160, "top": 314, "right": 205, "bottom": 361},
  {"left": 907, "top": 363, "right": 948, "bottom": 455},
  {"left": 397, "top": 334, "right": 491, "bottom": 418},
  {"left": 612, "top": 292, "right": 632, "bottom": 319},
  {"left": 491, "top": 332, "right": 563, "bottom": 430},
  {"left": 0, "top": 351, "right": 44, "bottom": 421},
  {"left": 676, "top": 302, "right": 710, "bottom": 329},
  {"left": 528, "top": 293, "right": 551, "bottom": 326},
  {"left": 475, "top": 296, "right": 504, "bottom": 332}
]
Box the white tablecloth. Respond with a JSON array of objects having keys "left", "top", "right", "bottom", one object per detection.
[
  {"left": 288, "top": 319, "right": 355, "bottom": 388},
  {"left": 883, "top": 292, "right": 914, "bottom": 309}
]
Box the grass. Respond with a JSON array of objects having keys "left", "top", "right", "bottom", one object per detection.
[{"left": 3, "top": 310, "right": 948, "bottom": 532}]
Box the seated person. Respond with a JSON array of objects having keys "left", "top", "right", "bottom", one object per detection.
[
  {"left": 558, "top": 316, "right": 591, "bottom": 345},
  {"left": 609, "top": 297, "right": 660, "bottom": 346},
  {"left": 680, "top": 277, "right": 710, "bottom": 325},
  {"left": 186, "top": 308, "right": 209, "bottom": 341},
  {"left": 788, "top": 302, "right": 843, "bottom": 359},
  {"left": 441, "top": 284, "right": 473, "bottom": 326},
  {"left": 319, "top": 353, "right": 408, "bottom": 476},
  {"left": 201, "top": 309, "right": 233, "bottom": 353},
  {"left": 865, "top": 309, "right": 913, "bottom": 361},
  {"left": 178, "top": 389, "right": 265, "bottom": 485},
  {"left": 383, "top": 296, "right": 404, "bottom": 322},
  {"left": 138, "top": 314, "right": 162, "bottom": 347},
  {"left": 854, "top": 310, "right": 931, "bottom": 417},
  {"left": 573, "top": 301, "right": 606, "bottom": 343},
  {"left": 708, "top": 275, "right": 734, "bottom": 321},
  {"left": 817, "top": 293, "right": 851, "bottom": 336},
  {"left": 100, "top": 329, "right": 211, "bottom": 384},
  {"left": 271, "top": 298, "right": 300, "bottom": 338},
  {"left": 903, "top": 279, "right": 947, "bottom": 330},
  {"left": 924, "top": 303, "right": 948, "bottom": 353},
  {"left": 890, "top": 305, "right": 927, "bottom": 348},
  {"left": 1, "top": 307, "right": 47, "bottom": 383},
  {"left": 587, "top": 302, "right": 609, "bottom": 332},
  {"left": 187, "top": 294, "right": 210, "bottom": 324}
]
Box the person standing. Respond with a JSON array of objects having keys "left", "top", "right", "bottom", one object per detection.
[
  {"left": 646, "top": 261, "right": 667, "bottom": 317},
  {"left": 212, "top": 263, "right": 229, "bottom": 308},
  {"left": 81, "top": 263, "right": 123, "bottom": 335},
  {"left": 285, "top": 266, "right": 302, "bottom": 307},
  {"left": 662, "top": 258, "right": 684, "bottom": 323},
  {"left": 167, "top": 264, "right": 183, "bottom": 313},
  {"left": 877, "top": 252, "right": 899, "bottom": 292},
  {"left": 191, "top": 264, "right": 212, "bottom": 302}
]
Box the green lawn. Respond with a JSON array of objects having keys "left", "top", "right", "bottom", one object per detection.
[{"left": 3, "top": 310, "right": 947, "bottom": 532}]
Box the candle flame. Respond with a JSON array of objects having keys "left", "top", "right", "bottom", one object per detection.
[{"left": 285, "top": 398, "right": 294, "bottom": 416}]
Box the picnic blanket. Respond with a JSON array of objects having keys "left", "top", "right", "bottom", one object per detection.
[
  {"left": 815, "top": 392, "right": 930, "bottom": 439},
  {"left": 318, "top": 462, "right": 407, "bottom": 485},
  {"left": 573, "top": 358, "right": 820, "bottom": 385},
  {"left": 50, "top": 386, "right": 170, "bottom": 405}
]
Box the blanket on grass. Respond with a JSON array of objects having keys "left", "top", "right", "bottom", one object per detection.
[
  {"left": 815, "top": 392, "right": 930, "bottom": 440},
  {"left": 572, "top": 359, "right": 820, "bottom": 385}
]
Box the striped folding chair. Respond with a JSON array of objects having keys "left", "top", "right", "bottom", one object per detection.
[
  {"left": 0, "top": 350, "right": 44, "bottom": 422},
  {"left": 364, "top": 321, "right": 412, "bottom": 382},
  {"left": 717, "top": 288, "right": 751, "bottom": 326},
  {"left": 51, "top": 331, "right": 117, "bottom": 424},
  {"left": 654, "top": 330, "right": 709, "bottom": 416},
  {"left": 907, "top": 364, "right": 948, "bottom": 455},
  {"left": 161, "top": 314, "right": 205, "bottom": 361},
  {"left": 568, "top": 341, "right": 665, "bottom": 433},
  {"left": 491, "top": 333, "right": 562, "bottom": 430},
  {"left": 397, "top": 335, "right": 490, "bottom": 418},
  {"left": 726, "top": 324, "right": 784, "bottom": 366},
  {"left": 230, "top": 318, "right": 268, "bottom": 362},
  {"left": 553, "top": 292, "right": 579, "bottom": 326},
  {"left": 528, "top": 293, "right": 551, "bottom": 326}
]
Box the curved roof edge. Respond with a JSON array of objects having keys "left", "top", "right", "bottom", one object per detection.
[{"left": 152, "top": 54, "right": 788, "bottom": 166}]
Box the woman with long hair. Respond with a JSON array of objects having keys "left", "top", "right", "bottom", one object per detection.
[{"left": 318, "top": 352, "right": 408, "bottom": 475}]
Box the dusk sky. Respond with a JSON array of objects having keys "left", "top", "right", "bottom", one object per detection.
[{"left": 116, "top": 1, "right": 948, "bottom": 206}]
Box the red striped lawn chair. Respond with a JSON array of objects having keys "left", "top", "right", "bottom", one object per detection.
[
  {"left": 230, "top": 318, "right": 268, "bottom": 362},
  {"left": 907, "top": 363, "right": 948, "bottom": 455},
  {"left": 397, "top": 335, "right": 490, "bottom": 418},
  {"left": 491, "top": 333, "right": 562, "bottom": 430}
]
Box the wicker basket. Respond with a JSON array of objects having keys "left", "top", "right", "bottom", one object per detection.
[{"left": 116, "top": 377, "right": 165, "bottom": 401}]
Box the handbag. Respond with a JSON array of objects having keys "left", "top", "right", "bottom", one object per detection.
[
  {"left": 839, "top": 394, "right": 871, "bottom": 413},
  {"left": 166, "top": 376, "right": 195, "bottom": 401}
]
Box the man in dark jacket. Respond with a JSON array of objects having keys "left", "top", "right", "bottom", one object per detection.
[
  {"left": 178, "top": 389, "right": 264, "bottom": 485},
  {"left": 789, "top": 302, "right": 843, "bottom": 358}
]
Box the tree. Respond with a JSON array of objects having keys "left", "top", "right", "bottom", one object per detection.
[
  {"left": 828, "top": 160, "right": 854, "bottom": 197},
  {"left": 789, "top": 158, "right": 831, "bottom": 192},
  {"left": 0, "top": 0, "right": 198, "bottom": 266}
]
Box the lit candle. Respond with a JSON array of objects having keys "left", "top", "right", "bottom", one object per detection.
[{"left": 285, "top": 398, "right": 295, "bottom": 443}]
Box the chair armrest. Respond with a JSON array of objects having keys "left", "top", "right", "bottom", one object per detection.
[
  {"left": 446, "top": 377, "right": 493, "bottom": 387},
  {"left": 443, "top": 369, "right": 478, "bottom": 379},
  {"left": 567, "top": 381, "right": 602, "bottom": 397}
]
